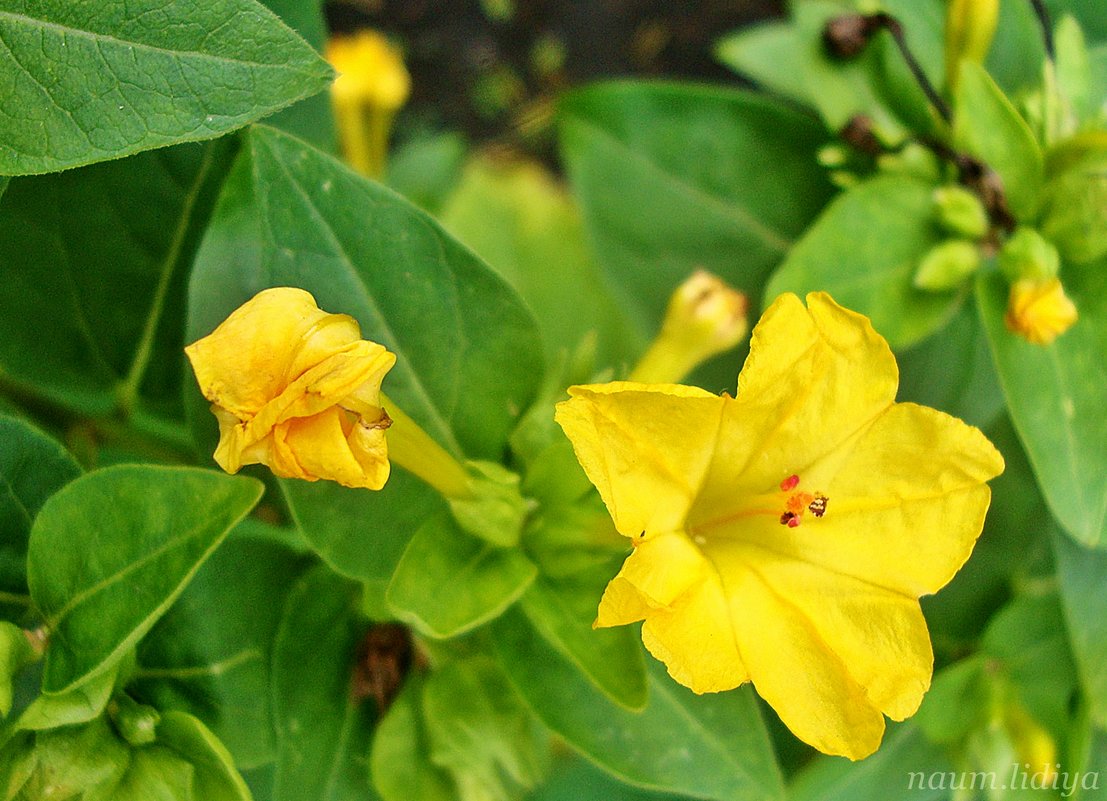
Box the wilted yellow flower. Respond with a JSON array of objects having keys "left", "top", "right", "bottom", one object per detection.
[
  {"left": 185, "top": 288, "right": 396, "bottom": 490},
  {"left": 1004, "top": 277, "right": 1079, "bottom": 345},
  {"left": 555, "top": 292, "right": 1003, "bottom": 760}
]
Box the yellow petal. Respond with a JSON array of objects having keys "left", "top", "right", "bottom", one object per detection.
[
  {"left": 708, "top": 548, "right": 888, "bottom": 760},
  {"left": 555, "top": 382, "right": 724, "bottom": 538},
  {"left": 738, "top": 402, "right": 1003, "bottom": 597},
  {"left": 595, "top": 532, "right": 709, "bottom": 627},
  {"left": 640, "top": 572, "right": 748, "bottom": 694},
  {"left": 268, "top": 407, "right": 391, "bottom": 490},
  {"left": 692, "top": 292, "right": 898, "bottom": 520}
]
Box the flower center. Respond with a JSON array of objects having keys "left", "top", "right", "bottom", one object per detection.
[{"left": 777, "top": 473, "right": 829, "bottom": 528}]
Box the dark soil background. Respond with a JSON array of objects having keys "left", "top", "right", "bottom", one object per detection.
[{"left": 324, "top": 0, "right": 784, "bottom": 156}]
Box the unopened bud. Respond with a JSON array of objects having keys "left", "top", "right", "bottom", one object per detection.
[
  {"left": 945, "top": 0, "right": 1000, "bottom": 89},
  {"left": 109, "top": 694, "right": 161, "bottom": 747},
  {"left": 629, "top": 271, "right": 749, "bottom": 384},
  {"left": 1005, "top": 277, "right": 1078, "bottom": 346},
  {"left": 933, "top": 185, "right": 989, "bottom": 238},
  {"left": 913, "top": 239, "right": 982, "bottom": 291},
  {"left": 823, "top": 14, "right": 880, "bottom": 59},
  {"left": 999, "top": 228, "right": 1061, "bottom": 282}
]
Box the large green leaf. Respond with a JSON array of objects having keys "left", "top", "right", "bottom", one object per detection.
[
  {"left": 492, "top": 608, "right": 783, "bottom": 801},
  {"left": 133, "top": 532, "right": 309, "bottom": 769},
  {"left": 977, "top": 266, "right": 1107, "bottom": 547},
  {"left": 0, "top": 416, "right": 80, "bottom": 621},
  {"left": 387, "top": 513, "right": 537, "bottom": 639},
  {"left": 0, "top": 0, "right": 331, "bottom": 175},
  {"left": 186, "top": 124, "right": 544, "bottom": 578},
  {"left": 257, "top": 0, "right": 337, "bottom": 153},
  {"left": 559, "top": 81, "right": 833, "bottom": 337},
  {"left": 0, "top": 141, "right": 232, "bottom": 418},
  {"left": 767, "top": 174, "right": 960, "bottom": 348},
  {"left": 154, "top": 711, "right": 252, "bottom": 801},
  {"left": 271, "top": 565, "right": 376, "bottom": 801},
  {"left": 28, "top": 465, "right": 262, "bottom": 694},
  {"left": 441, "top": 156, "right": 640, "bottom": 367},
  {"left": 953, "top": 63, "right": 1044, "bottom": 221},
  {"left": 1053, "top": 528, "right": 1107, "bottom": 727},
  {"left": 789, "top": 724, "right": 954, "bottom": 801}
]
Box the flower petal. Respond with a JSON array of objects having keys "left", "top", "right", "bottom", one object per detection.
[
  {"left": 740, "top": 402, "right": 1003, "bottom": 597},
  {"left": 595, "top": 532, "right": 709, "bottom": 627},
  {"left": 693, "top": 292, "right": 899, "bottom": 518},
  {"left": 556, "top": 382, "right": 724, "bottom": 538},
  {"left": 707, "top": 546, "right": 888, "bottom": 760},
  {"left": 640, "top": 572, "right": 748, "bottom": 694},
  {"left": 268, "top": 406, "right": 391, "bottom": 490}
]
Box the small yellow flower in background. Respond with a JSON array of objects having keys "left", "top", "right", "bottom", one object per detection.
[
  {"left": 185, "top": 288, "right": 396, "bottom": 490},
  {"left": 629, "top": 270, "right": 749, "bottom": 384},
  {"left": 1004, "top": 278, "right": 1079, "bottom": 346},
  {"left": 326, "top": 30, "right": 411, "bottom": 178},
  {"left": 945, "top": 0, "right": 999, "bottom": 90},
  {"left": 556, "top": 292, "right": 1004, "bottom": 760}
]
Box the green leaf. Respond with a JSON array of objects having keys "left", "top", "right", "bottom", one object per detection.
[
  {"left": 492, "top": 608, "right": 782, "bottom": 801},
  {"left": 422, "top": 659, "right": 546, "bottom": 801},
  {"left": 12, "top": 718, "right": 131, "bottom": 800},
  {"left": 386, "top": 131, "right": 468, "bottom": 213},
  {"left": 789, "top": 724, "right": 954, "bottom": 801},
  {"left": 440, "top": 156, "right": 640, "bottom": 366},
  {"left": 281, "top": 474, "right": 441, "bottom": 588},
  {"left": 0, "top": 416, "right": 80, "bottom": 621},
  {"left": 156, "top": 711, "right": 252, "bottom": 801},
  {"left": 0, "top": 623, "right": 32, "bottom": 717},
  {"left": 0, "top": 0, "right": 332, "bottom": 175},
  {"left": 715, "top": 22, "right": 809, "bottom": 105},
  {"left": 558, "top": 81, "right": 833, "bottom": 336},
  {"left": 767, "top": 174, "right": 959, "bottom": 348},
  {"left": 1053, "top": 528, "right": 1107, "bottom": 727},
  {"left": 387, "top": 513, "right": 537, "bottom": 639},
  {"left": 987, "top": 0, "right": 1047, "bottom": 96},
  {"left": 188, "top": 124, "right": 542, "bottom": 459},
  {"left": 520, "top": 505, "right": 647, "bottom": 711},
  {"left": 28, "top": 465, "right": 263, "bottom": 694},
  {"left": 953, "top": 63, "right": 1044, "bottom": 220},
  {"left": 977, "top": 266, "right": 1107, "bottom": 547},
  {"left": 0, "top": 141, "right": 232, "bottom": 417},
  {"left": 271, "top": 565, "right": 375, "bottom": 801},
  {"left": 96, "top": 746, "right": 195, "bottom": 801},
  {"left": 371, "top": 678, "right": 454, "bottom": 801},
  {"left": 915, "top": 657, "right": 990, "bottom": 746},
  {"left": 256, "top": 0, "right": 337, "bottom": 153},
  {"left": 12, "top": 661, "right": 120, "bottom": 733},
  {"left": 133, "top": 535, "right": 309, "bottom": 769}
]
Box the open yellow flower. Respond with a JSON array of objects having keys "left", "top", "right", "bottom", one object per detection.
[
  {"left": 185, "top": 287, "right": 396, "bottom": 490},
  {"left": 555, "top": 292, "right": 1003, "bottom": 760}
]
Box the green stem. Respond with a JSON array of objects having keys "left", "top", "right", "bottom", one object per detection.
[
  {"left": 117, "top": 145, "right": 218, "bottom": 418},
  {"left": 0, "top": 591, "right": 31, "bottom": 608},
  {"left": 380, "top": 393, "right": 473, "bottom": 498}
]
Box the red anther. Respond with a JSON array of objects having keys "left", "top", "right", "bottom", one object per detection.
[
  {"left": 787, "top": 515, "right": 801, "bottom": 528},
  {"left": 779, "top": 511, "right": 797, "bottom": 527},
  {"left": 780, "top": 474, "right": 800, "bottom": 492}
]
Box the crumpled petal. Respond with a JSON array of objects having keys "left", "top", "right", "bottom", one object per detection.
[
  {"left": 185, "top": 287, "right": 396, "bottom": 490},
  {"left": 595, "top": 532, "right": 710, "bottom": 626},
  {"left": 555, "top": 382, "right": 724, "bottom": 538}
]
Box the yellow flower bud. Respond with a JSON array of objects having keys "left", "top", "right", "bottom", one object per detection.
[
  {"left": 1004, "top": 277, "right": 1079, "bottom": 346},
  {"left": 325, "top": 30, "right": 411, "bottom": 177},
  {"left": 945, "top": 0, "right": 1000, "bottom": 90},
  {"left": 185, "top": 288, "right": 396, "bottom": 490},
  {"left": 327, "top": 30, "right": 411, "bottom": 111},
  {"left": 629, "top": 271, "right": 749, "bottom": 384}
]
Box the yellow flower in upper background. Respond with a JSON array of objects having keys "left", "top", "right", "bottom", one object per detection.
[
  {"left": 1004, "top": 277, "right": 1079, "bottom": 345},
  {"left": 555, "top": 292, "right": 1004, "bottom": 761},
  {"left": 185, "top": 288, "right": 396, "bottom": 490},
  {"left": 327, "top": 30, "right": 411, "bottom": 110}
]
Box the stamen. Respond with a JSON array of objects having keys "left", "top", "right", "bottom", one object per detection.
[
  {"left": 777, "top": 474, "right": 830, "bottom": 528},
  {"left": 809, "top": 494, "right": 828, "bottom": 518},
  {"left": 780, "top": 474, "right": 800, "bottom": 492}
]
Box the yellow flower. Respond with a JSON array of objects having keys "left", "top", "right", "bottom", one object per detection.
[
  {"left": 555, "top": 292, "right": 1003, "bottom": 760},
  {"left": 326, "top": 30, "right": 411, "bottom": 110},
  {"left": 185, "top": 288, "right": 396, "bottom": 490},
  {"left": 1004, "top": 277, "right": 1079, "bottom": 345}
]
